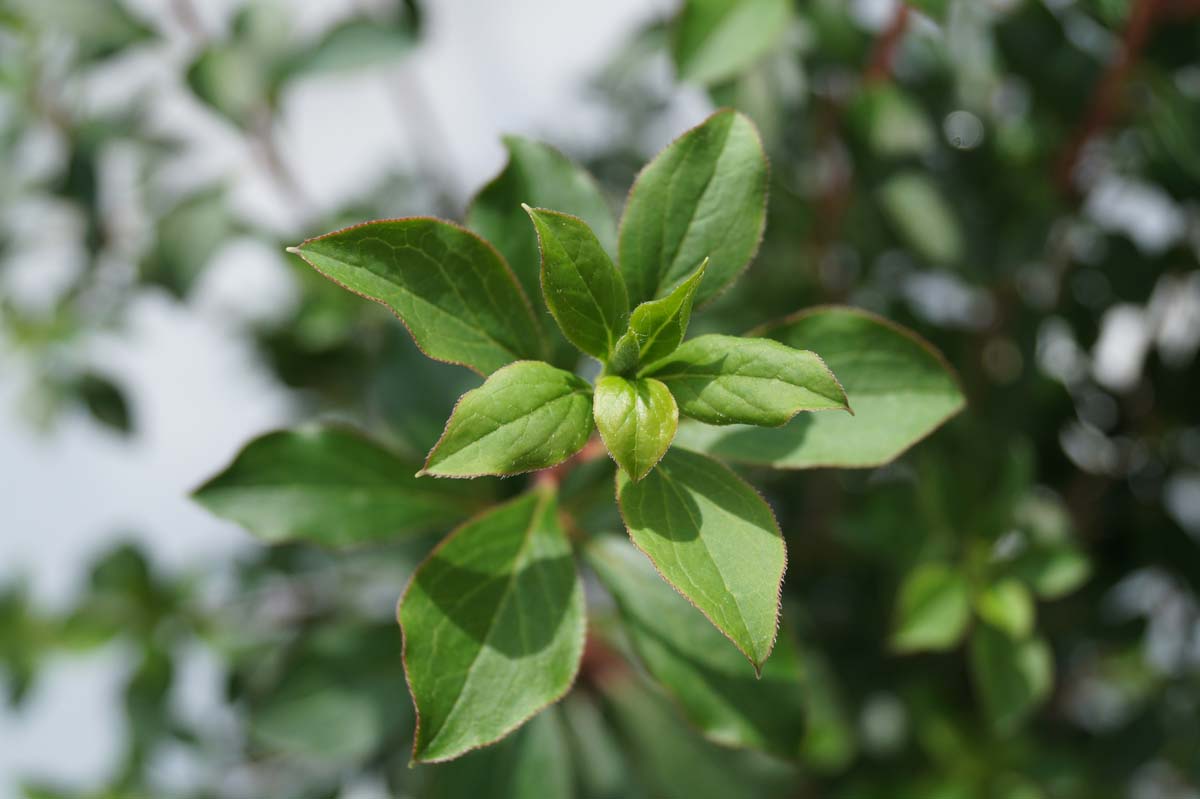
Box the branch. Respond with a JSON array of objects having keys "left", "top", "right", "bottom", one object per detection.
[
  {"left": 864, "top": 4, "right": 911, "bottom": 84},
  {"left": 1053, "top": 0, "right": 1162, "bottom": 193}
]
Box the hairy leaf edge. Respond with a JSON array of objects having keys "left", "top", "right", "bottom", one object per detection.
[
  {"left": 417, "top": 360, "right": 594, "bottom": 479},
  {"left": 738, "top": 304, "right": 967, "bottom": 468},
  {"left": 396, "top": 485, "right": 587, "bottom": 764},
  {"left": 463, "top": 135, "right": 616, "bottom": 252},
  {"left": 616, "top": 108, "right": 770, "bottom": 307},
  {"left": 189, "top": 422, "right": 493, "bottom": 546},
  {"left": 523, "top": 204, "right": 630, "bottom": 360},
  {"left": 287, "top": 216, "right": 546, "bottom": 376},
  {"left": 613, "top": 453, "right": 787, "bottom": 673},
  {"left": 584, "top": 538, "right": 806, "bottom": 756},
  {"left": 643, "top": 338, "right": 853, "bottom": 424},
  {"left": 593, "top": 376, "right": 679, "bottom": 483}
]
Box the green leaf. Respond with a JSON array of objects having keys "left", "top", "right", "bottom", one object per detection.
[
  {"left": 673, "top": 0, "right": 792, "bottom": 86},
  {"left": 9, "top": 0, "right": 153, "bottom": 63},
  {"left": 795, "top": 645, "right": 856, "bottom": 773},
  {"left": 599, "top": 671, "right": 796, "bottom": 799},
  {"left": 142, "top": 186, "right": 237, "bottom": 298},
  {"left": 646, "top": 334, "right": 849, "bottom": 426},
  {"left": 248, "top": 622, "right": 407, "bottom": 767},
  {"left": 400, "top": 489, "right": 586, "bottom": 763},
  {"left": 420, "top": 708, "right": 574, "bottom": 799},
  {"left": 593, "top": 376, "right": 678, "bottom": 482},
  {"left": 975, "top": 579, "right": 1035, "bottom": 639},
  {"left": 525, "top": 206, "right": 629, "bottom": 360},
  {"left": 290, "top": 218, "right": 544, "bottom": 375},
  {"left": 192, "top": 426, "right": 488, "bottom": 546},
  {"left": 624, "top": 259, "right": 707, "bottom": 369},
  {"left": 969, "top": 624, "right": 1053, "bottom": 734},
  {"left": 586, "top": 536, "right": 806, "bottom": 757},
  {"left": 619, "top": 110, "right": 767, "bottom": 306},
  {"left": 851, "top": 84, "right": 936, "bottom": 158},
  {"left": 421, "top": 361, "right": 593, "bottom": 478},
  {"left": 1010, "top": 545, "right": 1090, "bottom": 600},
  {"left": 71, "top": 372, "right": 132, "bottom": 435},
  {"left": 615, "top": 448, "right": 785, "bottom": 669},
  {"left": 676, "top": 307, "right": 964, "bottom": 468},
  {"left": 468, "top": 137, "right": 617, "bottom": 310},
  {"left": 908, "top": 0, "right": 950, "bottom": 20},
  {"left": 878, "top": 172, "right": 963, "bottom": 266},
  {"left": 186, "top": 43, "right": 270, "bottom": 128},
  {"left": 608, "top": 329, "right": 641, "bottom": 376},
  {"left": 282, "top": 17, "right": 416, "bottom": 79},
  {"left": 250, "top": 671, "right": 382, "bottom": 766},
  {"left": 891, "top": 563, "right": 971, "bottom": 654}
]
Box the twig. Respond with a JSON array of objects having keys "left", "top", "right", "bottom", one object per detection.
[
  {"left": 251, "top": 110, "right": 316, "bottom": 221},
  {"left": 169, "top": 0, "right": 206, "bottom": 41},
  {"left": 864, "top": 4, "right": 911, "bottom": 84},
  {"left": 1054, "top": 0, "right": 1161, "bottom": 193},
  {"left": 807, "top": 3, "right": 910, "bottom": 284}
]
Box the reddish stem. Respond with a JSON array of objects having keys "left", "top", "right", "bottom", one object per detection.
[
  {"left": 864, "top": 4, "right": 911, "bottom": 84},
  {"left": 1054, "top": 0, "right": 1161, "bottom": 193}
]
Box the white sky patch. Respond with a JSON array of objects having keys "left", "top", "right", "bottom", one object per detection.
[{"left": 1085, "top": 175, "right": 1186, "bottom": 255}]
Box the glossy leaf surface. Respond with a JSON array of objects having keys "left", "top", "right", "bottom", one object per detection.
[
  {"left": 619, "top": 110, "right": 767, "bottom": 306},
  {"left": 422, "top": 361, "right": 593, "bottom": 477},
  {"left": 647, "top": 334, "right": 848, "bottom": 426},
  {"left": 526, "top": 207, "right": 628, "bottom": 359},
  {"left": 193, "top": 426, "right": 487, "bottom": 545},
  {"left": 587, "top": 536, "right": 806, "bottom": 756},
  {"left": 616, "top": 448, "right": 785, "bottom": 669},
  {"left": 593, "top": 376, "right": 677, "bottom": 481},
  {"left": 677, "top": 307, "right": 964, "bottom": 468},
  {"left": 292, "top": 218, "right": 544, "bottom": 375},
  {"left": 400, "top": 489, "right": 585, "bottom": 762}
]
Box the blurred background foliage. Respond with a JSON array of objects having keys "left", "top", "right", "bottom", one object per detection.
[{"left": 2, "top": 0, "right": 1199, "bottom": 797}]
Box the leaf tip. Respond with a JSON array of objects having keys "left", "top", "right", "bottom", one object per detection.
[{"left": 284, "top": 245, "right": 302, "bottom": 256}]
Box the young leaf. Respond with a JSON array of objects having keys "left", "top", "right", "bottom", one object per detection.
[
  {"left": 525, "top": 206, "right": 629, "bottom": 359},
  {"left": 890, "top": 563, "right": 971, "bottom": 654},
  {"left": 615, "top": 448, "right": 785, "bottom": 670},
  {"left": 619, "top": 110, "right": 767, "bottom": 306},
  {"left": 975, "top": 579, "right": 1035, "bottom": 639},
  {"left": 399, "top": 489, "right": 586, "bottom": 763},
  {"left": 593, "top": 376, "right": 678, "bottom": 481},
  {"left": 645, "top": 334, "right": 849, "bottom": 426},
  {"left": 625, "top": 259, "right": 706, "bottom": 368},
  {"left": 468, "top": 136, "right": 617, "bottom": 309},
  {"left": 422, "top": 361, "right": 593, "bottom": 478},
  {"left": 586, "top": 536, "right": 806, "bottom": 757},
  {"left": 290, "top": 218, "right": 544, "bottom": 375},
  {"left": 673, "top": 0, "right": 792, "bottom": 86},
  {"left": 969, "top": 624, "right": 1053, "bottom": 734},
  {"left": 676, "top": 307, "right": 964, "bottom": 468},
  {"left": 192, "top": 426, "right": 489, "bottom": 546},
  {"left": 608, "top": 329, "right": 641, "bottom": 376}
]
